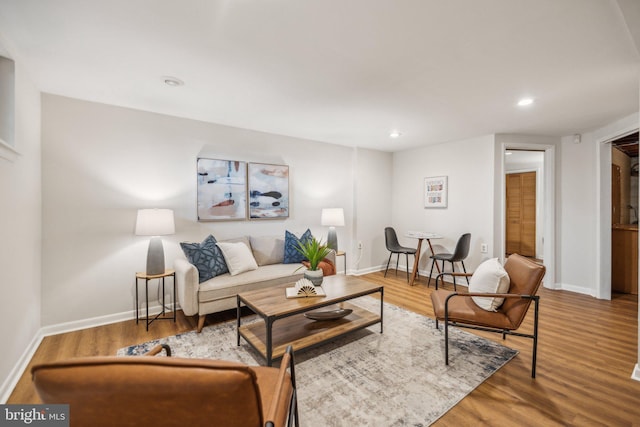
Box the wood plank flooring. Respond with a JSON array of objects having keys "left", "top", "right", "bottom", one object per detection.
[{"left": 8, "top": 272, "right": 640, "bottom": 426}]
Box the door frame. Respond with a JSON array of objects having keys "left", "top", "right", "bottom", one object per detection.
[
  {"left": 496, "top": 140, "right": 556, "bottom": 289},
  {"left": 596, "top": 126, "right": 638, "bottom": 300}
]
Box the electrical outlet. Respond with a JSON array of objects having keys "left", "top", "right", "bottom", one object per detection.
[
  {"left": 480, "top": 243, "right": 488, "bottom": 253},
  {"left": 357, "top": 241, "right": 363, "bottom": 249}
]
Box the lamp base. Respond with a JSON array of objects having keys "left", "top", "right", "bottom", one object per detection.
[
  {"left": 146, "top": 237, "right": 165, "bottom": 275},
  {"left": 327, "top": 227, "right": 338, "bottom": 251}
]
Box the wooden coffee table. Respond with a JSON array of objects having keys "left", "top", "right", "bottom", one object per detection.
[{"left": 236, "top": 275, "right": 383, "bottom": 366}]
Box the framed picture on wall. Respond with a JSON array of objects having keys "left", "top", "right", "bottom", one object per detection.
[
  {"left": 424, "top": 176, "right": 448, "bottom": 208},
  {"left": 248, "top": 163, "right": 289, "bottom": 219},
  {"left": 197, "top": 158, "right": 247, "bottom": 221}
]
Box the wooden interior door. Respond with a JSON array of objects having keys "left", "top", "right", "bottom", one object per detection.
[
  {"left": 506, "top": 172, "right": 536, "bottom": 257},
  {"left": 611, "top": 164, "right": 621, "bottom": 224}
]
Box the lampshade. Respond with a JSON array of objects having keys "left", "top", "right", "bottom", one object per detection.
[
  {"left": 135, "top": 209, "right": 175, "bottom": 236},
  {"left": 321, "top": 208, "right": 345, "bottom": 227}
]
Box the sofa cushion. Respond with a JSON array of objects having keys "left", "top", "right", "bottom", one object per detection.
[
  {"left": 216, "top": 241, "right": 259, "bottom": 276},
  {"left": 198, "top": 263, "right": 304, "bottom": 302},
  {"left": 250, "top": 236, "right": 285, "bottom": 266},
  {"left": 180, "top": 235, "right": 229, "bottom": 283},
  {"left": 469, "top": 258, "right": 511, "bottom": 311},
  {"left": 283, "top": 229, "right": 313, "bottom": 264}
]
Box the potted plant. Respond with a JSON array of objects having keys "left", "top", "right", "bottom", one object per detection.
[{"left": 296, "top": 237, "right": 332, "bottom": 286}]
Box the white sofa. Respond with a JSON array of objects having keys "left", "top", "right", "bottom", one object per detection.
[{"left": 175, "top": 235, "right": 336, "bottom": 332}]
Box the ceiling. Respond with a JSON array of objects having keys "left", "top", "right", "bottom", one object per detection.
[{"left": 0, "top": 0, "right": 639, "bottom": 152}]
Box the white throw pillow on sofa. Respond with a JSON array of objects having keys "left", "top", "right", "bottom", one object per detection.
[
  {"left": 216, "top": 241, "right": 259, "bottom": 276},
  {"left": 468, "top": 258, "right": 510, "bottom": 311}
]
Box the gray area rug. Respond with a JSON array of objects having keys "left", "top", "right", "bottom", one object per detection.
[{"left": 119, "top": 297, "right": 516, "bottom": 426}]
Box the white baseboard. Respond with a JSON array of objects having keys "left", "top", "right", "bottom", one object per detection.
[
  {"left": 1, "top": 303, "right": 178, "bottom": 403},
  {"left": 0, "top": 331, "right": 43, "bottom": 403},
  {"left": 556, "top": 283, "right": 596, "bottom": 297},
  {"left": 632, "top": 364, "right": 640, "bottom": 382}
]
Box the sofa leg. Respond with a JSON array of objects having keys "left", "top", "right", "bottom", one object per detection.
[{"left": 197, "top": 315, "right": 206, "bottom": 333}]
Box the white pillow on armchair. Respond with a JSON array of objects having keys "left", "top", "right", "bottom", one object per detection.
[{"left": 468, "top": 258, "right": 510, "bottom": 311}]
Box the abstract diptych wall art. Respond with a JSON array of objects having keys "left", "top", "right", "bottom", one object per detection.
[
  {"left": 197, "top": 158, "right": 289, "bottom": 221},
  {"left": 248, "top": 163, "right": 289, "bottom": 219},
  {"left": 197, "top": 159, "right": 247, "bottom": 221}
]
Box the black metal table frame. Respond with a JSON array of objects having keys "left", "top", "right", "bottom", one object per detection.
[
  {"left": 135, "top": 272, "right": 176, "bottom": 331},
  {"left": 237, "top": 286, "right": 384, "bottom": 366}
]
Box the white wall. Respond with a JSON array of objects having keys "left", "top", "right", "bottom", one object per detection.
[
  {"left": 353, "top": 147, "right": 393, "bottom": 273},
  {"left": 0, "top": 41, "right": 41, "bottom": 400},
  {"left": 555, "top": 113, "right": 639, "bottom": 297},
  {"left": 391, "top": 135, "right": 495, "bottom": 275},
  {"left": 41, "top": 94, "right": 371, "bottom": 326}
]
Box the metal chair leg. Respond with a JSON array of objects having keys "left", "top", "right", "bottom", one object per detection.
[
  {"left": 461, "top": 260, "right": 469, "bottom": 284},
  {"left": 395, "top": 253, "right": 400, "bottom": 276},
  {"left": 384, "top": 252, "right": 393, "bottom": 277},
  {"left": 428, "top": 259, "right": 436, "bottom": 287},
  {"left": 405, "top": 253, "right": 410, "bottom": 282},
  {"left": 451, "top": 262, "right": 456, "bottom": 291}
]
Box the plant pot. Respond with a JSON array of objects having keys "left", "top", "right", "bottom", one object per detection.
[{"left": 304, "top": 269, "right": 323, "bottom": 286}]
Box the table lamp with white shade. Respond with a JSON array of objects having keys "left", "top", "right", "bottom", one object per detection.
[
  {"left": 321, "top": 208, "right": 344, "bottom": 251},
  {"left": 135, "top": 209, "right": 175, "bottom": 275}
]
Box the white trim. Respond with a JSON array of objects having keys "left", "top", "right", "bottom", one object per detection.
[
  {"left": 0, "top": 137, "right": 19, "bottom": 162},
  {"left": 497, "top": 140, "right": 556, "bottom": 288},
  {"left": 632, "top": 364, "right": 640, "bottom": 382},
  {"left": 1, "top": 303, "right": 179, "bottom": 402},
  {"left": 0, "top": 331, "right": 43, "bottom": 403},
  {"left": 556, "top": 283, "right": 597, "bottom": 297},
  {"left": 352, "top": 265, "right": 385, "bottom": 276},
  {"left": 596, "top": 124, "right": 639, "bottom": 301}
]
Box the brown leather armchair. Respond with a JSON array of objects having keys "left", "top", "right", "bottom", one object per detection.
[
  {"left": 430, "top": 254, "right": 546, "bottom": 377},
  {"left": 32, "top": 345, "right": 299, "bottom": 427}
]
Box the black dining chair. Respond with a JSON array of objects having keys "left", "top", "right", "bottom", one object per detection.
[
  {"left": 384, "top": 227, "right": 417, "bottom": 282},
  {"left": 428, "top": 233, "right": 471, "bottom": 290}
]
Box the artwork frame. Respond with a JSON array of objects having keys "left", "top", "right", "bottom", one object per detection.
[
  {"left": 197, "top": 158, "right": 247, "bottom": 221},
  {"left": 248, "top": 163, "right": 289, "bottom": 220},
  {"left": 424, "top": 176, "right": 448, "bottom": 208}
]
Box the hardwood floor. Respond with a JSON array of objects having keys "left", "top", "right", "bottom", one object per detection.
[{"left": 8, "top": 272, "right": 640, "bottom": 426}]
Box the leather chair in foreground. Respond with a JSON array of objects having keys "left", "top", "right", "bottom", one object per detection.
[
  {"left": 431, "top": 254, "right": 546, "bottom": 377},
  {"left": 32, "top": 344, "right": 299, "bottom": 427}
]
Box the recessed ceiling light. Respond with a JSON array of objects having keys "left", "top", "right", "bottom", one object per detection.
[
  {"left": 162, "top": 76, "right": 184, "bottom": 87},
  {"left": 390, "top": 131, "right": 402, "bottom": 138},
  {"left": 517, "top": 97, "right": 534, "bottom": 107},
  {"left": 505, "top": 151, "right": 513, "bottom": 155}
]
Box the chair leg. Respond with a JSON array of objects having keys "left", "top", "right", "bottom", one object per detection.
[
  {"left": 428, "top": 259, "right": 436, "bottom": 287},
  {"left": 444, "top": 313, "right": 449, "bottom": 366},
  {"left": 461, "top": 260, "right": 469, "bottom": 284},
  {"left": 405, "top": 253, "right": 410, "bottom": 282},
  {"left": 532, "top": 297, "right": 540, "bottom": 378},
  {"left": 451, "top": 262, "right": 457, "bottom": 291},
  {"left": 384, "top": 252, "right": 393, "bottom": 277},
  {"left": 395, "top": 253, "right": 401, "bottom": 276}
]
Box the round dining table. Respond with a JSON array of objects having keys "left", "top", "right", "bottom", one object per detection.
[{"left": 405, "top": 231, "right": 443, "bottom": 286}]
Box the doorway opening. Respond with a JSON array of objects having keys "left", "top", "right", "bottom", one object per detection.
[
  {"left": 505, "top": 150, "right": 545, "bottom": 262},
  {"left": 610, "top": 132, "right": 638, "bottom": 296}
]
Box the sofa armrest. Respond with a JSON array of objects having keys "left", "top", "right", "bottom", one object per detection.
[{"left": 174, "top": 258, "right": 199, "bottom": 316}]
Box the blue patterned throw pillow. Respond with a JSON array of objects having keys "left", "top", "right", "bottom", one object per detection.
[
  {"left": 284, "top": 229, "right": 313, "bottom": 264},
  {"left": 180, "top": 235, "right": 228, "bottom": 283}
]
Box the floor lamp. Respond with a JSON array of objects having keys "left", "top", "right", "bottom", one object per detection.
[
  {"left": 135, "top": 209, "right": 175, "bottom": 275},
  {"left": 321, "top": 208, "right": 344, "bottom": 251}
]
